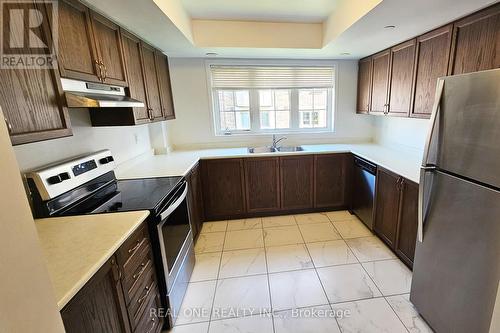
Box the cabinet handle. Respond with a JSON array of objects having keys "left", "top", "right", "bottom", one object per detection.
[
  {"left": 102, "top": 63, "right": 107, "bottom": 81},
  {"left": 137, "top": 281, "right": 154, "bottom": 304},
  {"left": 146, "top": 317, "right": 156, "bottom": 333},
  {"left": 94, "top": 60, "right": 102, "bottom": 81},
  {"left": 133, "top": 261, "right": 148, "bottom": 280},
  {"left": 148, "top": 108, "right": 154, "bottom": 120},
  {"left": 128, "top": 240, "right": 141, "bottom": 254},
  {"left": 4, "top": 118, "right": 12, "bottom": 133},
  {"left": 98, "top": 60, "right": 106, "bottom": 82}
]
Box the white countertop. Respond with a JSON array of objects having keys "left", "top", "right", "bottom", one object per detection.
[
  {"left": 116, "top": 143, "right": 423, "bottom": 184},
  {"left": 35, "top": 211, "right": 150, "bottom": 310}
]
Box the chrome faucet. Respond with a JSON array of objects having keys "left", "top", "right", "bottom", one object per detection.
[{"left": 272, "top": 134, "right": 287, "bottom": 149}]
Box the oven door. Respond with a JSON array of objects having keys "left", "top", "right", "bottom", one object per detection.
[{"left": 156, "top": 181, "right": 193, "bottom": 290}]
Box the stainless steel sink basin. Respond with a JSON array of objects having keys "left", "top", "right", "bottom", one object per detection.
[
  {"left": 248, "top": 146, "right": 277, "bottom": 153},
  {"left": 248, "top": 146, "right": 304, "bottom": 153},
  {"left": 277, "top": 146, "right": 304, "bottom": 152}
]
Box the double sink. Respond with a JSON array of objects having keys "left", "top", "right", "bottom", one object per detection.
[{"left": 248, "top": 146, "right": 304, "bottom": 153}]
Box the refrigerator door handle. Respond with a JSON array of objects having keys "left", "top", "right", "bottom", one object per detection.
[
  {"left": 418, "top": 166, "right": 437, "bottom": 242},
  {"left": 422, "top": 79, "right": 445, "bottom": 166}
]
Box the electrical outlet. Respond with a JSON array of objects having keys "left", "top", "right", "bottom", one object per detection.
[{"left": 134, "top": 133, "right": 139, "bottom": 144}]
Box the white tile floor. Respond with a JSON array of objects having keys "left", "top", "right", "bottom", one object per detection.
[{"left": 169, "top": 211, "right": 433, "bottom": 333}]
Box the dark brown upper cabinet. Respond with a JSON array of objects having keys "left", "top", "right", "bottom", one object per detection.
[
  {"left": 357, "top": 3, "right": 499, "bottom": 120},
  {"left": 89, "top": 12, "right": 127, "bottom": 86},
  {"left": 411, "top": 25, "right": 453, "bottom": 118},
  {"left": 57, "top": 0, "right": 126, "bottom": 86},
  {"left": 395, "top": 178, "right": 419, "bottom": 268},
  {"left": 201, "top": 159, "right": 246, "bottom": 220},
  {"left": 120, "top": 31, "right": 149, "bottom": 124},
  {"left": 155, "top": 51, "right": 176, "bottom": 120},
  {"left": 370, "top": 50, "right": 391, "bottom": 115},
  {"left": 244, "top": 157, "right": 281, "bottom": 213},
  {"left": 141, "top": 44, "right": 163, "bottom": 120},
  {"left": 373, "top": 168, "right": 401, "bottom": 248},
  {"left": 0, "top": 1, "right": 71, "bottom": 145},
  {"left": 449, "top": 4, "right": 500, "bottom": 75},
  {"left": 387, "top": 39, "right": 416, "bottom": 117},
  {"left": 57, "top": 0, "right": 101, "bottom": 83},
  {"left": 357, "top": 57, "right": 372, "bottom": 114},
  {"left": 280, "top": 155, "right": 314, "bottom": 210},
  {"left": 314, "top": 154, "right": 351, "bottom": 208}
]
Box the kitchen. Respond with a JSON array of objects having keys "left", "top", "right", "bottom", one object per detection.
[{"left": 0, "top": 0, "right": 499, "bottom": 333}]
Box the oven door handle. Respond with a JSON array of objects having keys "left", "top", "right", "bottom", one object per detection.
[{"left": 159, "top": 183, "right": 188, "bottom": 222}]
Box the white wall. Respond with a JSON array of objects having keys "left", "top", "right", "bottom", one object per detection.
[
  {"left": 166, "top": 58, "right": 375, "bottom": 149},
  {"left": 373, "top": 116, "right": 430, "bottom": 153},
  {"left": 14, "top": 108, "right": 152, "bottom": 172},
  {"left": 0, "top": 109, "right": 66, "bottom": 333}
]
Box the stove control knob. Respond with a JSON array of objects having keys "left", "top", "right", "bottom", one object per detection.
[{"left": 99, "top": 156, "right": 115, "bottom": 164}]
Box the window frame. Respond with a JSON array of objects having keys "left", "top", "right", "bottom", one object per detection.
[{"left": 206, "top": 60, "right": 338, "bottom": 136}]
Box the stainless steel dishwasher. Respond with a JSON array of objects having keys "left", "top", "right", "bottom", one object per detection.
[{"left": 351, "top": 156, "right": 377, "bottom": 230}]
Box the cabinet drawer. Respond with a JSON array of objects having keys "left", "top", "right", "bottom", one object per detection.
[
  {"left": 134, "top": 290, "right": 162, "bottom": 333},
  {"left": 117, "top": 225, "right": 148, "bottom": 268},
  {"left": 129, "top": 274, "right": 159, "bottom": 331},
  {"left": 122, "top": 243, "right": 154, "bottom": 301}
]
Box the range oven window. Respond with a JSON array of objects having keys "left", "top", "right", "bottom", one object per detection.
[{"left": 159, "top": 199, "right": 191, "bottom": 271}]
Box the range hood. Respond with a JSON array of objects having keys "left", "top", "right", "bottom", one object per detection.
[{"left": 61, "top": 78, "right": 144, "bottom": 108}]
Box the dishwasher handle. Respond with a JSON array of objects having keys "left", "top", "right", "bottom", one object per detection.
[{"left": 354, "top": 156, "right": 377, "bottom": 175}]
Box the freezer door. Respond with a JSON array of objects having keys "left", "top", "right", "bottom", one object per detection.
[
  {"left": 411, "top": 170, "right": 500, "bottom": 333},
  {"left": 423, "top": 69, "right": 500, "bottom": 189}
]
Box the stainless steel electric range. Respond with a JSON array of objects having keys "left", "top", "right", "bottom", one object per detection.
[{"left": 26, "top": 150, "right": 195, "bottom": 329}]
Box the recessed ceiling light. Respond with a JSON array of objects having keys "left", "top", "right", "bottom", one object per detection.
[
  {"left": 205, "top": 52, "right": 218, "bottom": 57},
  {"left": 384, "top": 25, "right": 396, "bottom": 29},
  {"left": 340, "top": 52, "right": 351, "bottom": 56}
]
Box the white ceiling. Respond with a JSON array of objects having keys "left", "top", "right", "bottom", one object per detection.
[
  {"left": 181, "top": 0, "right": 338, "bottom": 23},
  {"left": 83, "top": 0, "right": 497, "bottom": 59}
]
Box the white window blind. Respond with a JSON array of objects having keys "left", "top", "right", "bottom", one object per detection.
[{"left": 210, "top": 65, "right": 335, "bottom": 89}]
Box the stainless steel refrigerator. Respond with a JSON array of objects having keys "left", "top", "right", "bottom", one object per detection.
[{"left": 410, "top": 69, "right": 500, "bottom": 333}]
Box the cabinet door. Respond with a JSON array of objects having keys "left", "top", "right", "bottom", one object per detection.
[
  {"left": 90, "top": 12, "right": 127, "bottom": 86},
  {"left": 387, "top": 39, "right": 416, "bottom": 117},
  {"left": 411, "top": 25, "right": 453, "bottom": 118},
  {"left": 370, "top": 50, "right": 391, "bottom": 114},
  {"left": 0, "top": 2, "right": 72, "bottom": 145},
  {"left": 121, "top": 31, "right": 149, "bottom": 123},
  {"left": 357, "top": 57, "right": 372, "bottom": 114},
  {"left": 280, "top": 156, "right": 314, "bottom": 210},
  {"left": 141, "top": 44, "right": 163, "bottom": 120},
  {"left": 61, "top": 257, "right": 130, "bottom": 333},
  {"left": 373, "top": 168, "right": 401, "bottom": 248},
  {"left": 395, "top": 179, "right": 418, "bottom": 268},
  {"left": 449, "top": 4, "right": 500, "bottom": 75},
  {"left": 244, "top": 157, "right": 280, "bottom": 213},
  {"left": 188, "top": 164, "right": 204, "bottom": 240},
  {"left": 202, "top": 159, "right": 246, "bottom": 219},
  {"left": 155, "top": 51, "right": 176, "bottom": 120},
  {"left": 57, "top": 0, "right": 100, "bottom": 83},
  {"left": 314, "top": 154, "right": 350, "bottom": 208}
]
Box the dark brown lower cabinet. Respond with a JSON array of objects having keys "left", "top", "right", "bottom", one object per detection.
[
  {"left": 244, "top": 157, "right": 280, "bottom": 213},
  {"left": 61, "top": 256, "right": 130, "bottom": 333},
  {"left": 314, "top": 154, "right": 351, "bottom": 208},
  {"left": 374, "top": 167, "right": 419, "bottom": 268},
  {"left": 201, "top": 158, "right": 246, "bottom": 220},
  {"left": 374, "top": 168, "right": 402, "bottom": 248},
  {"left": 61, "top": 223, "right": 162, "bottom": 333},
  {"left": 395, "top": 179, "right": 419, "bottom": 268},
  {"left": 187, "top": 163, "right": 204, "bottom": 240},
  {"left": 280, "top": 155, "right": 314, "bottom": 210}
]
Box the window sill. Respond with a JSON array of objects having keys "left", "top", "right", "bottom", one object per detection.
[{"left": 215, "top": 129, "right": 335, "bottom": 137}]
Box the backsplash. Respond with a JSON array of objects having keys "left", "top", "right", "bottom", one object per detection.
[
  {"left": 14, "top": 109, "right": 152, "bottom": 172},
  {"left": 373, "top": 116, "right": 430, "bottom": 153}
]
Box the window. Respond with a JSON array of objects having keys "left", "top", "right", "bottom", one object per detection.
[{"left": 209, "top": 65, "right": 335, "bottom": 135}]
